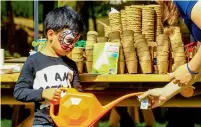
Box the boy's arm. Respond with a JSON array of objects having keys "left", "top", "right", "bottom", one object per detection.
[
  {"left": 13, "top": 57, "right": 44, "bottom": 102},
  {"left": 72, "top": 62, "right": 83, "bottom": 92}
]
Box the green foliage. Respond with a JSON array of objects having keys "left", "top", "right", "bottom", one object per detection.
[{"left": 1, "top": 1, "right": 44, "bottom": 23}]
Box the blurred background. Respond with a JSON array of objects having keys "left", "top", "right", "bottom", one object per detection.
[{"left": 1, "top": 0, "right": 153, "bottom": 57}]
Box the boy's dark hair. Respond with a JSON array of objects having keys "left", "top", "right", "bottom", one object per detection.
[{"left": 44, "top": 6, "right": 85, "bottom": 36}]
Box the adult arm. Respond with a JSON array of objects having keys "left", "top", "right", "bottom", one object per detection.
[{"left": 191, "top": 0, "right": 201, "bottom": 29}]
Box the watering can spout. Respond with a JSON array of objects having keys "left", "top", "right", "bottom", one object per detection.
[{"left": 103, "top": 92, "right": 143, "bottom": 112}]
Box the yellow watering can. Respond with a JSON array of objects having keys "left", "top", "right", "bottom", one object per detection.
[{"left": 50, "top": 88, "right": 143, "bottom": 127}]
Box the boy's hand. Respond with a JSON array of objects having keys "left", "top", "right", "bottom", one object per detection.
[{"left": 42, "top": 88, "right": 66, "bottom": 101}]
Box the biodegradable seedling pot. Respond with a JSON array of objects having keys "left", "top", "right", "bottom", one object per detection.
[
  {"left": 157, "top": 61, "right": 169, "bottom": 74},
  {"left": 137, "top": 51, "right": 150, "bottom": 57},
  {"left": 85, "top": 49, "right": 93, "bottom": 56},
  {"left": 87, "top": 34, "right": 97, "bottom": 41},
  {"left": 124, "top": 51, "right": 137, "bottom": 58},
  {"left": 108, "top": 31, "right": 121, "bottom": 40},
  {"left": 86, "top": 61, "right": 93, "bottom": 73},
  {"left": 122, "top": 39, "right": 134, "bottom": 48},
  {"left": 123, "top": 46, "right": 135, "bottom": 53},
  {"left": 72, "top": 47, "right": 84, "bottom": 54},
  {"left": 139, "top": 55, "right": 151, "bottom": 61},
  {"left": 118, "top": 61, "right": 125, "bottom": 74},
  {"left": 139, "top": 60, "right": 152, "bottom": 74},
  {"left": 75, "top": 61, "right": 84, "bottom": 73},
  {"left": 97, "top": 37, "right": 108, "bottom": 43},
  {"left": 126, "top": 60, "right": 138, "bottom": 74}
]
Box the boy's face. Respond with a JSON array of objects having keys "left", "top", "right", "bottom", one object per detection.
[{"left": 47, "top": 29, "right": 80, "bottom": 56}]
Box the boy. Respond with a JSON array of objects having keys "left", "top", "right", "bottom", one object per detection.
[{"left": 14, "top": 6, "right": 85, "bottom": 126}]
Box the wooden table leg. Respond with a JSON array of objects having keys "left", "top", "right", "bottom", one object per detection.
[
  {"left": 142, "top": 109, "right": 155, "bottom": 126},
  {"left": 133, "top": 107, "right": 140, "bottom": 124},
  {"left": 12, "top": 105, "right": 21, "bottom": 127},
  {"left": 17, "top": 104, "right": 34, "bottom": 127},
  {"left": 108, "top": 108, "right": 120, "bottom": 127}
]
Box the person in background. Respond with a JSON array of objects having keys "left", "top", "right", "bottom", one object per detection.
[
  {"left": 14, "top": 6, "right": 84, "bottom": 127},
  {"left": 139, "top": 1, "right": 201, "bottom": 127},
  {"left": 139, "top": 0, "right": 201, "bottom": 110}
]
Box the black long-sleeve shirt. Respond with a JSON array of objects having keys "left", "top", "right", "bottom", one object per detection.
[{"left": 13, "top": 52, "right": 82, "bottom": 125}]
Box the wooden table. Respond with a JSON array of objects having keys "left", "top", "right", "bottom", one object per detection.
[
  {"left": 1, "top": 73, "right": 201, "bottom": 127},
  {"left": 2, "top": 73, "right": 201, "bottom": 107}
]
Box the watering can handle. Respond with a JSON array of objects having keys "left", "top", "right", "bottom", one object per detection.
[{"left": 50, "top": 102, "right": 56, "bottom": 119}]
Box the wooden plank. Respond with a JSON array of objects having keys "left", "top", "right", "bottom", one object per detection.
[
  {"left": 2, "top": 92, "right": 201, "bottom": 107},
  {"left": 4, "top": 57, "right": 27, "bottom": 63},
  {"left": 2, "top": 73, "right": 201, "bottom": 83},
  {"left": 1, "top": 73, "right": 20, "bottom": 83},
  {"left": 133, "top": 107, "right": 140, "bottom": 124},
  {"left": 1, "top": 96, "right": 33, "bottom": 105},
  {"left": 142, "top": 110, "right": 155, "bottom": 126},
  {"left": 12, "top": 105, "right": 21, "bottom": 127}
]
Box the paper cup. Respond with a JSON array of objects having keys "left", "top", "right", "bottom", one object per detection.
[
  {"left": 139, "top": 55, "right": 151, "bottom": 61},
  {"left": 72, "top": 47, "right": 84, "bottom": 54},
  {"left": 85, "top": 49, "right": 93, "bottom": 56},
  {"left": 86, "top": 40, "right": 96, "bottom": 47},
  {"left": 119, "top": 54, "right": 125, "bottom": 61},
  {"left": 86, "top": 55, "right": 93, "bottom": 61},
  {"left": 124, "top": 51, "right": 137, "bottom": 58},
  {"left": 97, "top": 37, "right": 108, "bottom": 43},
  {"left": 157, "top": 61, "right": 169, "bottom": 74},
  {"left": 122, "top": 39, "right": 134, "bottom": 48},
  {"left": 126, "top": 60, "right": 138, "bottom": 74},
  {"left": 157, "top": 56, "right": 169, "bottom": 61},
  {"left": 174, "top": 56, "right": 186, "bottom": 62},
  {"left": 108, "top": 31, "right": 121, "bottom": 40},
  {"left": 75, "top": 61, "right": 84, "bottom": 73},
  {"left": 139, "top": 60, "right": 152, "bottom": 74},
  {"left": 123, "top": 46, "right": 135, "bottom": 53},
  {"left": 72, "top": 53, "right": 83, "bottom": 59},
  {"left": 118, "top": 61, "right": 125, "bottom": 74},
  {"left": 125, "top": 56, "right": 138, "bottom": 61},
  {"left": 86, "top": 61, "right": 93, "bottom": 73},
  {"left": 137, "top": 47, "right": 149, "bottom": 52},
  {"left": 87, "top": 34, "right": 97, "bottom": 41},
  {"left": 173, "top": 52, "right": 186, "bottom": 57},
  {"left": 137, "top": 51, "right": 150, "bottom": 57}
]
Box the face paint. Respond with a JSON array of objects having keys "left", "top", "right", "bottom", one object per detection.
[{"left": 58, "top": 30, "right": 79, "bottom": 51}]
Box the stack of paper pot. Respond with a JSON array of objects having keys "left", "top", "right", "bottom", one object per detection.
[
  {"left": 153, "top": 5, "right": 163, "bottom": 40},
  {"left": 85, "top": 31, "right": 98, "bottom": 73},
  {"left": 109, "top": 11, "right": 122, "bottom": 35},
  {"left": 122, "top": 30, "right": 138, "bottom": 73},
  {"left": 134, "top": 34, "right": 152, "bottom": 73},
  {"left": 156, "top": 34, "right": 170, "bottom": 74},
  {"left": 97, "top": 36, "right": 108, "bottom": 43},
  {"left": 169, "top": 27, "right": 186, "bottom": 71},
  {"left": 142, "top": 6, "right": 155, "bottom": 42},
  {"left": 72, "top": 47, "right": 84, "bottom": 73},
  {"left": 104, "top": 26, "right": 112, "bottom": 37},
  {"left": 118, "top": 45, "right": 125, "bottom": 74},
  {"left": 125, "top": 5, "right": 142, "bottom": 35},
  {"left": 108, "top": 31, "right": 125, "bottom": 73},
  {"left": 120, "top": 9, "right": 127, "bottom": 31}
]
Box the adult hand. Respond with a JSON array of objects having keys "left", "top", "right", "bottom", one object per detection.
[
  {"left": 169, "top": 64, "right": 196, "bottom": 86},
  {"left": 138, "top": 88, "right": 168, "bottom": 109},
  {"left": 42, "top": 88, "right": 66, "bottom": 102}
]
